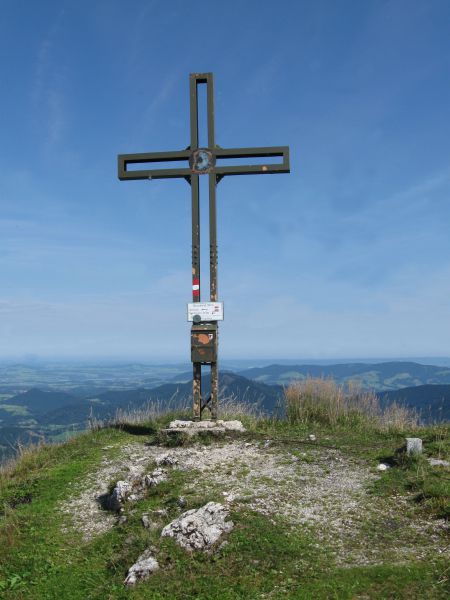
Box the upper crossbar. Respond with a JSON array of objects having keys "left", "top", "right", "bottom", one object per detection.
[
  {"left": 118, "top": 150, "right": 191, "bottom": 180},
  {"left": 118, "top": 146, "right": 289, "bottom": 181},
  {"left": 214, "top": 146, "right": 289, "bottom": 176}
]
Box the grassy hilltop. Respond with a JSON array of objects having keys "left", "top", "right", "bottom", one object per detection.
[{"left": 0, "top": 380, "right": 449, "bottom": 600}]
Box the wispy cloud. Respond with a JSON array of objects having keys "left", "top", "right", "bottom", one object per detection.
[
  {"left": 142, "top": 72, "right": 178, "bottom": 130},
  {"left": 243, "top": 55, "right": 283, "bottom": 98},
  {"left": 31, "top": 8, "right": 68, "bottom": 150}
]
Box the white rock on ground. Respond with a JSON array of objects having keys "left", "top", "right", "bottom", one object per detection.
[
  {"left": 106, "top": 480, "right": 132, "bottom": 511},
  {"left": 219, "top": 420, "right": 246, "bottom": 432},
  {"left": 161, "top": 502, "right": 233, "bottom": 551},
  {"left": 59, "top": 440, "right": 450, "bottom": 567},
  {"left": 377, "top": 463, "right": 390, "bottom": 471},
  {"left": 58, "top": 443, "right": 176, "bottom": 540},
  {"left": 406, "top": 437, "right": 423, "bottom": 455},
  {"left": 124, "top": 549, "right": 159, "bottom": 586},
  {"left": 155, "top": 453, "right": 179, "bottom": 467},
  {"left": 428, "top": 458, "right": 450, "bottom": 467},
  {"left": 105, "top": 468, "right": 167, "bottom": 512},
  {"left": 141, "top": 514, "right": 151, "bottom": 529},
  {"left": 144, "top": 467, "right": 167, "bottom": 487}
]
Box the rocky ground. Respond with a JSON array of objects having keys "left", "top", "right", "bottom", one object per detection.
[{"left": 58, "top": 436, "right": 450, "bottom": 570}]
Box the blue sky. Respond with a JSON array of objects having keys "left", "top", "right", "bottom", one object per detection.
[{"left": 1, "top": 0, "right": 450, "bottom": 361}]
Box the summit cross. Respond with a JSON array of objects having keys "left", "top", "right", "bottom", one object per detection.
[{"left": 118, "top": 72, "right": 290, "bottom": 421}]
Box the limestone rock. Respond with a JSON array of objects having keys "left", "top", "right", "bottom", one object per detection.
[
  {"left": 106, "top": 481, "right": 132, "bottom": 512},
  {"left": 377, "top": 463, "right": 390, "bottom": 471},
  {"left": 144, "top": 467, "right": 167, "bottom": 487},
  {"left": 104, "top": 468, "right": 167, "bottom": 512},
  {"left": 428, "top": 458, "right": 450, "bottom": 467},
  {"left": 167, "top": 419, "right": 245, "bottom": 433},
  {"left": 177, "top": 496, "right": 187, "bottom": 508},
  {"left": 155, "top": 453, "right": 178, "bottom": 467},
  {"left": 168, "top": 420, "right": 196, "bottom": 429},
  {"left": 161, "top": 502, "right": 233, "bottom": 551},
  {"left": 141, "top": 514, "right": 151, "bottom": 528},
  {"left": 406, "top": 438, "right": 423, "bottom": 455},
  {"left": 141, "top": 514, "right": 158, "bottom": 530},
  {"left": 220, "top": 420, "right": 246, "bottom": 432},
  {"left": 222, "top": 490, "right": 238, "bottom": 502},
  {"left": 124, "top": 549, "right": 159, "bottom": 586}
]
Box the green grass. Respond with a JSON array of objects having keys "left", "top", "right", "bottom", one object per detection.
[
  {"left": 0, "top": 396, "right": 449, "bottom": 599},
  {"left": 370, "top": 432, "right": 450, "bottom": 520},
  {"left": 1, "top": 448, "right": 448, "bottom": 600}
]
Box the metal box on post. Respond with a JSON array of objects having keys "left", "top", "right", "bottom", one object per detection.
[{"left": 191, "top": 323, "right": 218, "bottom": 364}]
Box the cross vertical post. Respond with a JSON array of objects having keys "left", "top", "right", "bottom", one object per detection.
[
  {"left": 118, "top": 72, "right": 290, "bottom": 421},
  {"left": 189, "top": 73, "right": 218, "bottom": 420},
  {"left": 189, "top": 75, "right": 201, "bottom": 419}
]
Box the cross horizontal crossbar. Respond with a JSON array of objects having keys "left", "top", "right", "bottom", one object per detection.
[{"left": 117, "top": 146, "right": 289, "bottom": 181}]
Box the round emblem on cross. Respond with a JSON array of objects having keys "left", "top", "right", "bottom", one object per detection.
[{"left": 189, "top": 149, "right": 215, "bottom": 174}]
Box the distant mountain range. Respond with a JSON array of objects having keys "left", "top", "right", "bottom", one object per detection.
[
  {"left": 0, "top": 372, "right": 281, "bottom": 426},
  {"left": 0, "top": 372, "right": 282, "bottom": 460},
  {"left": 237, "top": 361, "right": 450, "bottom": 391},
  {"left": 1, "top": 362, "right": 449, "bottom": 462}
]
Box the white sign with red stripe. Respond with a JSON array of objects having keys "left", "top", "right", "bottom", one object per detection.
[{"left": 187, "top": 302, "right": 224, "bottom": 322}]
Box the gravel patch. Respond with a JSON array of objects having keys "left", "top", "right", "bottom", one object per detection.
[
  {"left": 58, "top": 439, "right": 449, "bottom": 566},
  {"left": 59, "top": 443, "right": 162, "bottom": 541}
]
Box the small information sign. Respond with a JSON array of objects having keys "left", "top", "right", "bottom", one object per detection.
[{"left": 187, "top": 302, "right": 224, "bottom": 322}]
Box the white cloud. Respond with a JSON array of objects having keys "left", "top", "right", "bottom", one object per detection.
[{"left": 31, "top": 8, "right": 68, "bottom": 150}]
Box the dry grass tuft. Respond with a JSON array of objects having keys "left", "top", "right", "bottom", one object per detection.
[
  {"left": 91, "top": 394, "right": 191, "bottom": 431},
  {"left": 0, "top": 439, "right": 49, "bottom": 479},
  {"left": 98, "top": 390, "right": 264, "bottom": 430},
  {"left": 215, "top": 392, "right": 264, "bottom": 425},
  {"left": 285, "top": 377, "right": 419, "bottom": 432}
]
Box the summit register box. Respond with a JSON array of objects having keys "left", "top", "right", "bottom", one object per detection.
[{"left": 191, "top": 323, "right": 218, "bottom": 364}]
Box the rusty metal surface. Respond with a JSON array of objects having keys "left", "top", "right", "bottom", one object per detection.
[
  {"left": 118, "top": 145, "right": 289, "bottom": 180},
  {"left": 117, "top": 72, "right": 290, "bottom": 421},
  {"left": 191, "top": 324, "right": 218, "bottom": 364},
  {"left": 191, "top": 174, "right": 200, "bottom": 303},
  {"left": 209, "top": 173, "right": 218, "bottom": 302},
  {"left": 189, "top": 149, "right": 216, "bottom": 174},
  {"left": 193, "top": 363, "right": 201, "bottom": 421}
]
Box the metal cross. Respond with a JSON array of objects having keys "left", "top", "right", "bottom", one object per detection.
[{"left": 118, "top": 72, "right": 290, "bottom": 421}]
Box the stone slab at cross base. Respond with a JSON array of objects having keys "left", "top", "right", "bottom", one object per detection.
[{"left": 162, "top": 419, "right": 246, "bottom": 437}]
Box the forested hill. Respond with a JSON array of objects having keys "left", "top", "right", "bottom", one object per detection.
[
  {"left": 0, "top": 373, "right": 282, "bottom": 462},
  {"left": 378, "top": 384, "right": 450, "bottom": 423}
]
